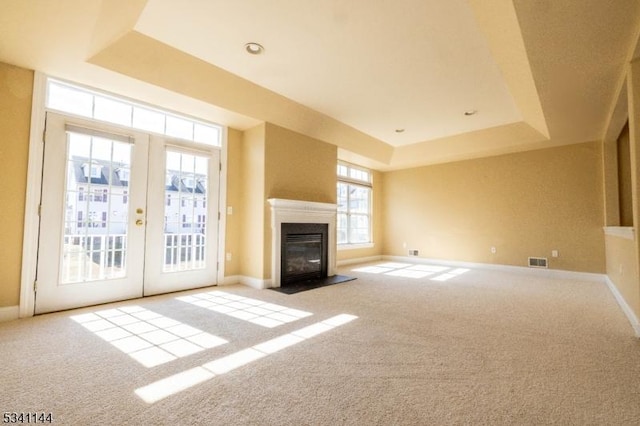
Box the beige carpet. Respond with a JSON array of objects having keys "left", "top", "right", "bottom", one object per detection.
[{"left": 1, "top": 261, "right": 640, "bottom": 425}]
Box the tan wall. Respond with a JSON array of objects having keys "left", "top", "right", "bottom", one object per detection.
[
  {"left": 337, "top": 169, "right": 384, "bottom": 262},
  {"left": 0, "top": 63, "right": 33, "bottom": 307},
  {"left": 263, "top": 123, "right": 337, "bottom": 278},
  {"left": 238, "top": 124, "right": 266, "bottom": 280},
  {"left": 605, "top": 234, "right": 640, "bottom": 319},
  {"left": 382, "top": 141, "right": 605, "bottom": 273},
  {"left": 224, "top": 128, "right": 242, "bottom": 277},
  {"left": 264, "top": 123, "right": 337, "bottom": 204},
  {"left": 617, "top": 123, "right": 633, "bottom": 226}
]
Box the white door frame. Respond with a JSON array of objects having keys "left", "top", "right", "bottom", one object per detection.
[{"left": 19, "top": 72, "right": 229, "bottom": 317}]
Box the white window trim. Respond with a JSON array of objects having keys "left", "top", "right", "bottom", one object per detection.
[{"left": 337, "top": 242, "right": 375, "bottom": 251}]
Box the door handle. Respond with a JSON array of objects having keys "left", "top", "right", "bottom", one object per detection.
[{"left": 135, "top": 219, "right": 144, "bottom": 226}]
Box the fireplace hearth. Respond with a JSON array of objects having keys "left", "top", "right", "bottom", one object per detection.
[{"left": 281, "top": 223, "right": 328, "bottom": 285}]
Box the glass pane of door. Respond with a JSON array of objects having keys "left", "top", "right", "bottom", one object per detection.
[
  {"left": 163, "top": 151, "right": 209, "bottom": 272},
  {"left": 61, "top": 132, "right": 132, "bottom": 283}
]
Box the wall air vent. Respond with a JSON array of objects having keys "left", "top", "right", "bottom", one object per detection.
[
  {"left": 408, "top": 249, "right": 419, "bottom": 256},
  {"left": 528, "top": 257, "right": 548, "bottom": 268}
]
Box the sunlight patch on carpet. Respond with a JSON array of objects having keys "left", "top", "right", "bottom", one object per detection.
[
  {"left": 176, "top": 291, "right": 312, "bottom": 328},
  {"left": 135, "top": 314, "right": 358, "bottom": 403},
  {"left": 70, "top": 306, "right": 227, "bottom": 367},
  {"left": 352, "top": 262, "right": 469, "bottom": 281}
]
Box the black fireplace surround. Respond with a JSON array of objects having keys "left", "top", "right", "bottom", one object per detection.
[{"left": 280, "top": 222, "right": 328, "bottom": 286}]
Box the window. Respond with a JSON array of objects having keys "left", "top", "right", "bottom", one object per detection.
[
  {"left": 337, "top": 162, "right": 372, "bottom": 245},
  {"left": 78, "top": 187, "right": 85, "bottom": 201},
  {"left": 46, "top": 79, "right": 222, "bottom": 147},
  {"left": 122, "top": 190, "right": 128, "bottom": 204}
]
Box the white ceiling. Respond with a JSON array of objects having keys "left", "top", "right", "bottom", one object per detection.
[
  {"left": 1, "top": 0, "right": 640, "bottom": 169},
  {"left": 135, "top": 0, "right": 521, "bottom": 147}
]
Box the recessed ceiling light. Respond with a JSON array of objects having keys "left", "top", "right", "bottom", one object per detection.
[
  {"left": 395, "top": 128, "right": 405, "bottom": 133},
  {"left": 464, "top": 110, "right": 477, "bottom": 116},
  {"left": 245, "top": 42, "right": 264, "bottom": 55}
]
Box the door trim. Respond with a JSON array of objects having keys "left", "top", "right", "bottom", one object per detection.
[{"left": 19, "top": 71, "right": 46, "bottom": 318}]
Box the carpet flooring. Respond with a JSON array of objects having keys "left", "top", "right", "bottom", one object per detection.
[{"left": 1, "top": 261, "right": 640, "bottom": 425}]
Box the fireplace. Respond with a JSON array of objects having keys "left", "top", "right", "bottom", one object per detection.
[
  {"left": 281, "top": 223, "right": 328, "bottom": 285},
  {"left": 268, "top": 199, "right": 337, "bottom": 288}
]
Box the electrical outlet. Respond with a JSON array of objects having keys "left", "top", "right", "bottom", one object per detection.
[
  {"left": 226, "top": 252, "right": 232, "bottom": 262},
  {"left": 491, "top": 246, "right": 496, "bottom": 254},
  {"left": 227, "top": 206, "right": 233, "bottom": 215},
  {"left": 551, "top": 250, "right": 558, "bottom": 258},
  {"left": 402, "top": 242, "right": 407, "bottom": 248}
]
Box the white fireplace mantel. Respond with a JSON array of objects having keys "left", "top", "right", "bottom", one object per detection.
[{"left": 268, "top": 198, "right": 337, "bottom": 287}]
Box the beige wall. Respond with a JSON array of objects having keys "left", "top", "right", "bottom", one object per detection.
[
  {"left": 224, "top": 128, "right": 242, "bottom": 277},
  {"left": 605, "top": 234, "right": 640, "bottom": 319},
  {"left": 382, "top": 141, "right": 606, "bottom": 273},
  {"left": 233, "top": 123, "right": 338, "bottom": 280},
  {"left": 264, "top": 123, "right": 337, "bottom": 204},
  {"left": 617, "top": 123, "right": 633, "bottom": 226},
  {"left": 238, "top": 124, "right": 266, "bottom": 280},
  {"left": 0, "top": 63, "right": 33, "bottom": 308},
  {"left": 337, "top": 169, "right": 384, "bottom": 262},
  {"left": 263, "top": 123, "right": 337, "bottom": 279}
]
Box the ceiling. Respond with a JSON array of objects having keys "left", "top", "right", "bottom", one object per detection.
[{"left": 1, "top": 0, "right": 640, "bottom": 170}]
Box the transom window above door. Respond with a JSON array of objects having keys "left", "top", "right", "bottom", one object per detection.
[{"left": 46, "top": 78, "right": 222, "bottom": 146}]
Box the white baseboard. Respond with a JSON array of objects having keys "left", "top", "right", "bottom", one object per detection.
[
  {"left": 220, "top": 275, "right": 271, "bottom": 289},
  {"left": 337, "top": 255, "right": 383, "bottom": 267},
  {"left": 238, "top": 276, "right": 272, "bottom": 290},
  {"left": 381, "top": 255, "right": 606, "bottom": 282},
  {"left": 221, "top": 275, "right": 240, "bottom": 286},
  {"left": 0, "top": 306, "right": 19, "bottom": 323},
  {"left": 605, "top": 277, "right": 640, "bottom": 337}
]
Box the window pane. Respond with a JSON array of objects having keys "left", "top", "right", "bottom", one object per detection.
[
  {"left": 337, "top": 213, "right": 348, "bottom": 244},
  {"left": 166, "top": 115, "right": 194, "bottom": 140},
  {"left": 337, "top": 183, "right": 348, "bottom": 212},
  {"left": 164, "top": 150, "right": 209, "bottom": 272},
  {"left": 94, "top": 96, "right": 132, "bottom": 127},
  {"left": 133, "top": 107, "right": 165, "bottom": 133},
  {"left": 48, "top": 82, "right": 93, "bottom": 118},
  {"left": 194, "top": 123, "right": 221, "bottom": 146},
  {"left": 349, "top": 168, "right": 370, "bottom": 183},
  {"left": 349, "top": 186, "right": 370, "bottom": 214},
  {"left": 349, "top": 215, "right": 370, "bottom": 243},
  {"left": 337, "top": 164, "right": 349, "bottom": 177},
  {"left": 62, "top": 132, "right": 131, "bottom": 283}
]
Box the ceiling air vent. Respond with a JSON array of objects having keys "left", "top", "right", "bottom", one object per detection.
[
  {"left": 408, "top": 249, "right": 419, "bottom": 256},
  {"left": 528, "top": 257, "right": 548, "bottom": 268}
]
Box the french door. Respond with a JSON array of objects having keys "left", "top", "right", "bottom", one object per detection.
[{"left": 35, "top": 113, "right": 219, "bottom": 314}]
